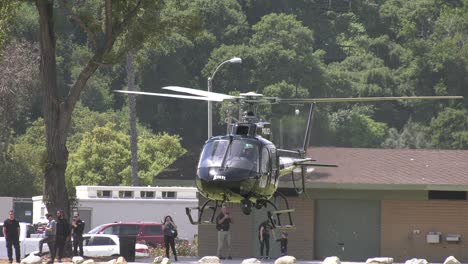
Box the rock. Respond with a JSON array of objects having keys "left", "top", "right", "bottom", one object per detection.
[
  {"left": 366, "top": 257, "right": 394, "bottom": 264},
  {"left": 274, "top": 255, "right": 296, "bottom": 264},
  {"left": 153, "top": 256, "right": 165, "bottom": 263},
  {"left": 241, "top": 258, "right": 261, "bottom": 264},
  {"left": 443, "top": 256, "right": 461, "bottom": 264},
  {"left": 161, "top": 257, "right": 171, "bottom": 264},
  {"left": 116, "top": 256, "right": 127, "bottom": 264},
  {"left": 198, "top": 256, "right": 221, "bottom": 264},
  {"left": 323, "top": 256, "right": 341, "bottom": 264},
  {"left": 72, "top": 256, "right": 85, "bottom": 264},
  {"left": 404, "top": 258, "right": 428, "bottom": 264},
  {"left": 20, "top": 254, "right": 42, "bottom": 264},
  {"left": 107, "top": 259, "right": 117, "bottom": 264},
  {"left": 82, "top": 260, "right": 96, "bottom": 264}
]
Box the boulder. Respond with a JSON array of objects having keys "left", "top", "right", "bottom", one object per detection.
[
  {"left": 323, "top": 256, "right": 341, "bottom": 264},
  {"left": 366, "top": 257, "right": 394, "bottom": 264},
  {"left": 161, "top": 257, "right": 171, "bottom": 264},
  {"left": 241, "top": 258, "right": 261, "bottom": 264},
  {"left": 198, "top": 256, "right": 221, "bottom": 264},
  {"left": 20, "top": 253, "right": 42, "bottom": 264},
  {"left": 404, "top": 258, "right": 428, "bottom": 264},
  {"left": 72, "top": 256, "right": 85, "bottom": 264},
  {"left": 107, "top": 259, "right": 117, "bottom": 264},
  {"left": 274, "top": 256, "right": 296, "bottom": 264},
  {"left": 443, "top": 256, "right": 461, "bottom": 264},
  {"left": 116, "top": 256, "right": 127, "bottom": 264},
  {"left": 153, "top": 256, "right": 165, "bottom": 263},
  {"left": 82, "top": 260, "right": 96, "bottom": 264}
]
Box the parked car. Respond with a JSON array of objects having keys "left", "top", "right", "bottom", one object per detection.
[
  {"left": 88, "top": 222, "right": 163, "bottom": 247},
  {"left": 0, "top": 222, "right": 48, "bottom": 258},
  {"left": 83, "top": 234, "right": 149, "bottom": 258}
]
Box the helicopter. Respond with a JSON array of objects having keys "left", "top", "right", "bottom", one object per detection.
[{"left": 115, "top": 86, "right": 462, "bottom": 228}]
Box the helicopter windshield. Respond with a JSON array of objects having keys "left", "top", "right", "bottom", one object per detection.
[{"left": 199, "top": 138, "right": 260, "bottom": 172}]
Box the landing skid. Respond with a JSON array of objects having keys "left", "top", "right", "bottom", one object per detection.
[
  {"left": 265, "top": 192, "right": 295, "bottom": 229},
  {"left": 185, "top": 200, "right": 223, "bottom": 225}
]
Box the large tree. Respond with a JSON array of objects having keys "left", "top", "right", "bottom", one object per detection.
[{"left": 35, "top": 0, "right": 197, "bottom": 215}]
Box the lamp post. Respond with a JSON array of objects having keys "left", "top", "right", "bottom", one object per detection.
[{"left": 207, "top": 57, "right": 242, "bottom": 138}]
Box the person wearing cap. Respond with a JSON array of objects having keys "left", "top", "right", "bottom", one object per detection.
[
  {"left": 37, "top": 213, "right": 56, "bottom": 261},
  {"left": 215, "top": 205, "right": 234, "bottom": 260},
  {"left": 71, "top": 213, "right": 85, "bottom": 257},
  {"left": 54, "top": 210, "right": 70, "bottom": 262}
]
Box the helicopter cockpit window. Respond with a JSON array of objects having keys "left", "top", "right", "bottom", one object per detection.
[
  {"left": 198, "top": 140, "right": 229, "bottom": 167},
  {"left": 224, "top": 140, "right": 259, "bottom": 171},
  {"left": 199, "top": 139, "right": 260, "bottom": 172}
]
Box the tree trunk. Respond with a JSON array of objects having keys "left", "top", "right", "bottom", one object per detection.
[
  {"left": 127, "top": 50, "right": 139, "bottom": 186},
  {"left": 36, "top": 0, "right": 70, "bottom": 215}
]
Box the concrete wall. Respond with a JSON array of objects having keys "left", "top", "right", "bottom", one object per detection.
[
  {"left": 0, "top": 197, "right": 13, "bottom": 218},
  {"left": 197, "top": 196, "right": 314, "bottom": 259},
  {"left": 381, "top": 200, "right": 468, "bottom": 262},
  {"left": 197, "top": 198, "right": 256, "bottom": 258}
]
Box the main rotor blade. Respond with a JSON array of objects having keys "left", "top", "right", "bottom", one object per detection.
[
  {"left": 114, "top": 90, "right": 224, "bottom": 102},
  {"left": 163, "top": 86, "right": 238, "bottom": 100},
  {"left": 278, "top": 96, "right": 463, "bottom": 103}
]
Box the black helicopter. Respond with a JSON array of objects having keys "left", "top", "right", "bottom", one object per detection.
[{"left": 115, "top": 87, "right": 462, "bottom": 228}]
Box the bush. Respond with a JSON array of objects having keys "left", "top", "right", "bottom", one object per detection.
[{"left": 149, "top": 238, "right": 197, "bottom": 257}]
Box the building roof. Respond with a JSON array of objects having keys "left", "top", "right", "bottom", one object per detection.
[{"left": 282, "top": 147, "right": 468, "bottom": 191}]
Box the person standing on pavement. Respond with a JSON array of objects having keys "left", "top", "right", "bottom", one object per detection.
[
  {"left": 55, "top": 210, "right": 70, "bottom": 262},
  {"left": 37, "top": 213, "right": 56, "bottom": 261},
  {"left": 215, "top": 205, "right": 233, "bottom": 260},
  {"left": 162, "top": 215, "right": 178, "bottom": 262},
  {"left": 258, "top": 220, "right": 275, "bottom": 259},
  {"left": 71, "top": 213, "right": 85, "bottom": 257},
  {"left": 3, "top": 210, "right": 21, "bottom": 264}
]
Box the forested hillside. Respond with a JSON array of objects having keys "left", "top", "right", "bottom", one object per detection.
[{"left": 0, "top": 0, "right": 466, "bottom": 197}]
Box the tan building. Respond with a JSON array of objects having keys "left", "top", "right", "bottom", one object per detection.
[{"left": 197, "top": 147, "right": 468, "bottom": 262}]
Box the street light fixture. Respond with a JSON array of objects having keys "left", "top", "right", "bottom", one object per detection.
[{"left": 207, "top": 57, "right": 242, "bottom": 138}]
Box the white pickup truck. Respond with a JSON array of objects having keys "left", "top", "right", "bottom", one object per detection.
[{"left": 0, "top": 222, "right": 49, "bottom": 258}]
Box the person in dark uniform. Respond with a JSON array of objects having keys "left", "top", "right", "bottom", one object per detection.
[
  {"left": 258, "top": 220, "right": 275, "bottom": 259},
  {"left": 215, "top": 205, "right": 233, "bottom": 260},
  {"left": 71, "top": 213, "right": 85, "bottom": 257},
  {"left": 54, "top": 210, "right": 70, "bottom": 262},
  {"left": 3, "top": 210, "right": 20, "bottom": 264},
  {"left": 162, "top": 215, "right": 178, "bottom": 261}
]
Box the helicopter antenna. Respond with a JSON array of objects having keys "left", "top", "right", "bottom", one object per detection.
[{"left": 302, "top": 103, "right": 315, "bottom": 156}]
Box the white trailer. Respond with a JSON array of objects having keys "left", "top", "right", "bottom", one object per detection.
[{"left": 33, "top": 185, "right": 198, "bottom": 242}]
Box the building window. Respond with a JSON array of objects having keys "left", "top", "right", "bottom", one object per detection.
[
  {"left": 428, "top": 190, "right": 467, "bottom": 200},
  {"left": 162, "top": 191, "right": 176, "bottom": 199},
  {"left": 40, "top": 207, "right": 45, "bottom": 218},
  {"left": 119, "top": 191, "right": 133, "bottom": 198},
  {"left": 97, "top": 190, "right": 112, "bottom": 198},
  {"left": 140, "top": 191, "right": 155, "bottom": 199}
]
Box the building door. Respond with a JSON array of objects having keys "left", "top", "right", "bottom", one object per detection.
[
  {"left": 76, "top": 208, "right": 92, "bottom": 233},
  {"left": 315, "top": 199, "right": 380, "bottom": 261}
]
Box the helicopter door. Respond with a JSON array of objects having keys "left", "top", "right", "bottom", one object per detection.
[
  {"left": 259, "top": 146, "right": 271, "bottom": 188},
  {"left": 269, "top": 146, "right": 278, "bottom": 185}
]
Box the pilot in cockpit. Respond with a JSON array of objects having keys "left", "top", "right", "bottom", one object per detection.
[{"left": 241, "top": 145, "right": 257, "bottom": 161}]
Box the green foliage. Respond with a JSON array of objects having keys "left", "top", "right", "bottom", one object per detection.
[
  {"left": 329, "top": 107, "right": 388, "bottom": 147},
  {"left": 67, "top": 123, "right": 186, "bottom": 186},
  {"left": 0, "top": 0, "right": 19, "bottom": 55},
  {"left": 382, "top": 120, "right": 432, "bottom": 148},
  {"left": 430, "top": 108, "right": 468, "bottom": 149}
]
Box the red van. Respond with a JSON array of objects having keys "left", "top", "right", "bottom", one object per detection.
[{"left": 88, "top": 222, "right": 164, "bottom": 247}]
